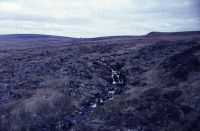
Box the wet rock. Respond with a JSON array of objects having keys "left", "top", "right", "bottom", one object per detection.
[
  {"left": 38, "top": 80, "right": 47, "bottom": 87},
  {"left": 97, "top": 78, "right": 109, "bottom": 87},
  {"left": 90, "top": 86, "right": 99, "bottom": 95}
]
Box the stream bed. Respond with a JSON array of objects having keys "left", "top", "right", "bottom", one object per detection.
[{"left": 56, "top": 60, "right": 125, "bottom": 130}]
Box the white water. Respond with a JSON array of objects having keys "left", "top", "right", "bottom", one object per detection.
[
  {"left": 97, "top": 60, "right": 123, "bottom": 85},
  {"left": 59, "top": 60, "right": 124, "bottom": 129}
]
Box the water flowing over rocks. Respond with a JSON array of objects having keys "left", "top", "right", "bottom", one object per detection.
[
  {"left": 0, "top": 32, "right": 200, "bottom": 131},
  {"left": 55, "top": 60, "right": 126, "bottom": 130}
]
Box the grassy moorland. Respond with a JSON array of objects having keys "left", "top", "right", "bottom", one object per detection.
[{"left": 0, "top": 31, "right": 200, "bottom": 131}]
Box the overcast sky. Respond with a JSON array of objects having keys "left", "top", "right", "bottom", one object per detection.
[{"left": 0, "top": 0, "right": 199, "bottom": 37}]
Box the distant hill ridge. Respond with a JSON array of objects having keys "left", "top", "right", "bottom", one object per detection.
[
  {"left": 0, "top": 31, "right": 200, "bottom": 39},
  {"left": 0, "top": 34, "right": 74, "bottom": 39},
  {"left": 147, "top": 31, "right": 200, "bottom": 36}
]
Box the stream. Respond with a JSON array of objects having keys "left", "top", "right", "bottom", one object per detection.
[{"left": 56, "top": 60, "right": 125, "bottom": 130}]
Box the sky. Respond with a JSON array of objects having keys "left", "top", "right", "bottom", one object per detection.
[{"left": 0, "top": 0, "right": 199, "bottom": 37}]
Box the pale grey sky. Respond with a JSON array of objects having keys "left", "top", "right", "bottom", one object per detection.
[{"left": 0, "top": 0, "right": 199, "bottom": 37}]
